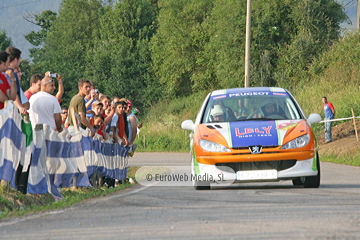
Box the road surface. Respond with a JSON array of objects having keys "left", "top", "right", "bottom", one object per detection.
[{"left": 1, "top": 152, "right": 359, "bottom": 239}]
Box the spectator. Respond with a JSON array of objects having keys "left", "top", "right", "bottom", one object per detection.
[
  {"left": 91, "top": 114, "right": 106, "bottom": 138},
  {"left": 89, "top": 102, "right": 104, "bottom": 135},
  {"left": 4, "top": 47, "right": 29, "bottom": 114},
  {"left": 110, "top": 101, "right": 128, "bottom": 145},
  {"left": 125, "top": 100, "right": 138, "bottom": 146},
  {"left": 111, "top": 96, "right": 120, "bottom": 107},
  {"left": 14, "top": 67, "right": 23, "bottom": 80},
  {"left": 132, "top": 107, "right": 143, "bottom": 129},
  {"left": 92, "top": 101, "right": 103, "bottom": 116},
  {"left": 104, "top": 105, "right": 112, "bottom": 116},
  {"left": 322, "top": 96, "right": 335, "bottom": 143},
  {"left": 118, "top": 98, "right": 129, "bottom": 139},
  {"left": 100, "top": 95, "right": 115, "bottom": 130},
  {"left": 24, "top": 74, "right": 42, "bottom": 100},
  {"left": 0, "top": 51, "right": 17, "bottom": 109},
  {"left": 28, "top": 77, "right": 62, "bottom": 132},
  {"left": 67, "top": 79, "right": 94, "bottom": 136},
  {"left": 61, "top": 107, "right": 68, "bottom": 128},
  {"left": 84, "top": 81, "right": 96, "bottom": 118},
  {"left": 44, "top": 71, "right": 64, "bottom": 103}
]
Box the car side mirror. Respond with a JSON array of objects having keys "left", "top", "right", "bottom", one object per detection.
[
  {"left": 181, "top": 120, "right": 195, "bottom": 131},
  {"left": 307, "top": 113, "right": 322, "bottom": 125}
]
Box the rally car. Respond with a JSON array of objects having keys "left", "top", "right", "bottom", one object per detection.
[{"left": 181, "top": 87, "right": 322, "bottom": 190}]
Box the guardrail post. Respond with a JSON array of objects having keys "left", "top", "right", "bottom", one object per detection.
[{"left": 351, "top": 108, "right": 358, "bottom": 142}]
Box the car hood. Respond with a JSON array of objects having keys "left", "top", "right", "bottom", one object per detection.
[{"left": 200, "top": 120, "right": 307, "bottom": 148}]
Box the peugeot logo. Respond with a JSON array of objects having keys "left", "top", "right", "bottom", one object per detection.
[{"left": 249, "top": 146, "right": 262, "bottom": 154}]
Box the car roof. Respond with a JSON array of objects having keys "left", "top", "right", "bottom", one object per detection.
[{"left": 210, "top": 87, "right": 287, "bottom": 97}]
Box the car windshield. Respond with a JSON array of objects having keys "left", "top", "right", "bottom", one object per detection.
[{"left": 202, "top": 90, "right": 302, "bottom": 123}]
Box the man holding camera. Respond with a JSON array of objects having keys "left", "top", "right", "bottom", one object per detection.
[{"left": 45, "top": 71, "right": 64, "bottom": 103}]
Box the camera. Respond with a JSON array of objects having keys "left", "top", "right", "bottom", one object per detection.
[
  {"left": 49, "top": 72, "right": 58, "bottom": 78},
  {"left": 94, "top": 89, "right": 99, "bottom": 94}
]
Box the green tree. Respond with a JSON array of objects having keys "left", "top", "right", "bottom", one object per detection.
[
  {"left": 91, "top": 0, "right": 159, "bottom": 107},
  {"left": 0, "top": 30, "right": 12, "bottom": 51},
  {"left": 273, "top": 0, "right": 347, "bottom": 90},
  {"left": 24, "top": 10, "right": 58, "bottom": 77},
  {"left": 151, "top": 0, "right": 214, "bottom": 97},
  {"left": 39, "top": 0, "right": 104, "bottom": 104},
  {"left": 25, "top": 10, "right": 57, "bottom": 47},
  {"left": 193, "top": 0, "right": 246, "bottom": 91}
]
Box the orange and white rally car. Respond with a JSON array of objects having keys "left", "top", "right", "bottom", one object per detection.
[{"left": 181, "top": 87, "right": 322, "bottom": 190}]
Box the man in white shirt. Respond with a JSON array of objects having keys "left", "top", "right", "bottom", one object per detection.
[{"left": 28, "top": 76, "right": 63, "bottom": 132}]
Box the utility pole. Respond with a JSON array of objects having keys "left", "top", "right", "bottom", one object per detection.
[
  {"left": 357, "top": 0, "right": 360, "bottom": 29},
  {"left": 244, "top": 0, "right": 252, "bottom": 88}
]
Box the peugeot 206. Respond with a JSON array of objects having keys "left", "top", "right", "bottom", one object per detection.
[{"left": 181, "top": 87, "right": 322, "bottom": 190}]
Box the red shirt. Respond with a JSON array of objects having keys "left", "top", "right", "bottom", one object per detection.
[
  {"left": 24, "top": 90, "right": 34, "bottom": 100},
  {"left": 0, "top": 73, "right": 10, "bottom": 109},
  {"left": 117, "top": 114, "right": 126, "bottom": 139}
]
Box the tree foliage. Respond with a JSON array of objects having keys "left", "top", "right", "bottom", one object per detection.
[
  {"left": 0, "top": 31, "right": 12, "bottom": 51},
  {"left": 23, "top": 0, "right": 347, "bottom": 108},
  {"left": 90, "top": 0, "right": 159, "bottom": 107},
  {"left": 151, "top": 0, "right": 214, "bottom": 97}
]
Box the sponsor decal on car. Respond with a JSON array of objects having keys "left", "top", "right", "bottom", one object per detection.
[
  {"left": 229, "top": 121, "right": 278, "bottom": 147},
  {"left": 213, "top": 95, "right": 227, "bottom": 99},
  {"left": 276, "top": 121, "right": 299, "bottom": 130}
]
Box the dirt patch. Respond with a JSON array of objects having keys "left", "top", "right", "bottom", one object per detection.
[{"left": 317, "top": 121, "right": 360, "bottom": 156}]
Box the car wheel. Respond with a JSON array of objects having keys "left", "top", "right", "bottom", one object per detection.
[
  {"left": 194, "top": 181, "right": 210, "bottom": 190},
  {"left": 191, "top": 155, "right": 210, "bottom": 190},
  {"left": 302, "top": 154, "right": 321, "bottom": 188},
  {"left": 292, "top": 178, "right": 302, "bottom": 186}
]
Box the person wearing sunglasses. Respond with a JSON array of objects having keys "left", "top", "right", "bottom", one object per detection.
[
  {"left": 44, "top": 71, "right": 64, "bottom": 104},
  {"left": 28, "top": 76, "right": 63, "bottom": 132},
  {"left": 61, "top": 107, "right": 68, "bottom": 128},
  {"left": 109, "top": 101, "right": 128, "bottom": 146}
]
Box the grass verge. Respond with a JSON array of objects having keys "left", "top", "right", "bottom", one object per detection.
[
  {"left": 0, "top": 167, "right": 139, "bottom": 220},
  {"left": 321, "top": 154, "right": 360, "bottom": 166}
]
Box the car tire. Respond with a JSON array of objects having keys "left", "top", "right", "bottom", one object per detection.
[
  {"left": 302, "top": 154, "right": 321, "bottom": 188},
  {"left": 292, "top": 178, "right": 303, "bottom": 186},
  {"left": 191, "top": 155, "right": 210, "bottom": 190},
  {"left": 194, "top": 180, "right": 211, "bottom": 190}
]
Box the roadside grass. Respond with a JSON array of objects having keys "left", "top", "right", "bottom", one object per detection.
[
  {"left": 321, "top": 154, "right": 360, "bottom": 166},
  {"left": 135, "top": 91, "right": 208, "bottom": 152},
  {"left": 0, "top": 167, "right": 139, "bottom": 220}
]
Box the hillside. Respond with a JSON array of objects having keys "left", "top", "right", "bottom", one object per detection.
[{"left": 318, "top": 121, "right": 360, "bottom": 156}]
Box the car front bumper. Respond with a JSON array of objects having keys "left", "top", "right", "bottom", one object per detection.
[{"left": 193, "top": 157, "right": 318, "bottom": 183}]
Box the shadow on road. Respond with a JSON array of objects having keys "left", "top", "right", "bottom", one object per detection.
[{"left": 209, "top": 183, "right": 360, "bottom": 190}]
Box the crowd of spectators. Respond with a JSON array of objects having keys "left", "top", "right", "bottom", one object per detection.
[{"left": 0, "top": 47, "right": 142, "bottom": 190}]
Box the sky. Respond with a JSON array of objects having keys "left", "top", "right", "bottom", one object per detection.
[{"left": 0, "top": 0, "right": 62, "bottom": 59}]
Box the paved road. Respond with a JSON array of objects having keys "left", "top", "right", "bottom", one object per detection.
[{"left": 1, "top": 152, "right": 360, "bottom": 239}]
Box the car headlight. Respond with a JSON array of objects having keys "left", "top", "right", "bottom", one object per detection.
[
  {"left": 280, "top": 134, "right": 310, "bottom": 149},
  {"left": 199, "top": 139, "right": 231, "bottom": 152}
]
